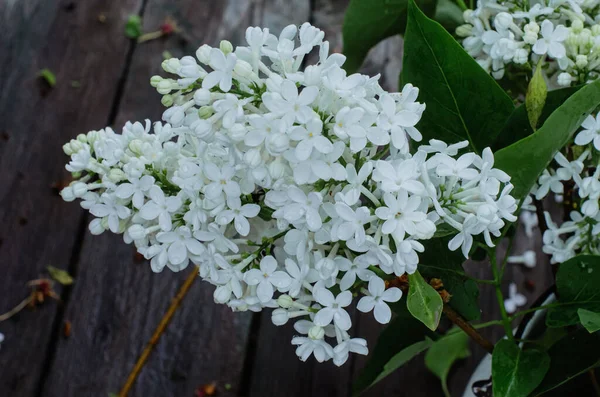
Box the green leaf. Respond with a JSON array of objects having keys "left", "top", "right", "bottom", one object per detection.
[
  {"left": 37, "top": 68, "right": 56, "bottom": 87},
  {"left": 425, "top": 329, "right": 470, "bottom": 397},
  {"left": 401, "top": 0, "right": 514, "bottom": 152},
  {"left": 492, "top": 340, "right": 550, "bottom": 397},
  {"left": 353, "top": 299, "right": 435, "bottom": 395},
  {"left": 369, "top": 338, "right": 434, "bottom": 389},
  {"left": 533, "top": 328, "right": 600, "bottom": 395},
  {"left": 125, "top": 15, "right": 143, "bottom": 39},
  {"left": 342, "top": 0, "right": 437, "bottom": 73},
  {"left": 546, "top": 255, "right": 600, "bottom": 327},
  {"left": 493, "top": 85, "right": 582, "bottom": 150},
  {"left": 407, "top": 270, "right": 443, "bottom": 330},
  {"left": 47, "top": 265, "right": 74, "bottom": 285},
  {"left": 495, "top": 80, "right": 600, "bottom": 200},
  {"left": 525, "top": 62, "right": 548, "bottom": 131},
  {"left": 578, "top": 309, "right": 600, "bottom": 333},
  {"left": 418, "top": 237, "right": 480, "bottom": 321}
]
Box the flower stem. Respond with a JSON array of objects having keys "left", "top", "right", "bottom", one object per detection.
[
  {"left": 118, "top": 269, "right": 198, "bottom": 397},
  {"left": 0, "top": 296, "right": 33, "bottom": 322},
  {"left": 490, "top": 252, "right": 515, "bottom": 342},
  {"left": 442, "top": 304, "right": 495, "bottom": 354}
]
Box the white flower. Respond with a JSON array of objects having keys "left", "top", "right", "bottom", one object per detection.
[
  {"left": 342, "top": 162, "right": 373, "bottom": 205},
  {"left": 285, "top": 258, "right": 319, "bottom": 297},
  {"left": 89, "top": 193, "right": 131, "bottom": 233},
  {"left": 280, "top": 187, "right": 323, "bottom": 231},
  {"left": 115, "top": 175, "right": 155, "bottom": 209},
  {"left": 333, "top": 338, "right": 368, "bottom": 366},
  {"left": 291, "top": 335, "right": 334, "bottom": 363},
  {"left": 357, "top": 276, "right": 402, "bottom": 324},
  {"left": 203, "top": 48, "right": 237, "bottom": 92},
  {"left": 262, "top": 79, "right": 318, "bottom": 124},
  {"left": 139, "top": 186, "right": 182, "bottom": 231},
  {"left": 532, "top": 20, "right": 568, "bottom": 59},
  {"left": 375, "top": 191, "right": 429, "bottom": 241},
  {"left": 333, "top": 203, "right": 372, "bottom": 245},
  {"left": 504, "top": 282, "right": 526, "bottom": 313},
  {"left": 377, "top": 94, "right": 421, "bottom": 150},
  {"left": 244, "top": 256, "right": 292, "bottom": 303},
  {"left": 574, "top": 114, "right": 600, "bottom": 150},
  {"left": 216, "top": 197, "right": 260, "bottom": 236},
  {"left": 313, "top": 285, "right": 353, "bottom": 330},
  {"left": 337, "top": 257, "right": 375, "bottom": 291},
  {"left": 155, "top": 226, "right": 205, "bottom": 271},
  {"left": 203, "top": 163, "right": 241, "bottom": 199},
  {"left": 289, "top": 118, "right": 333, "bottom": 161}
]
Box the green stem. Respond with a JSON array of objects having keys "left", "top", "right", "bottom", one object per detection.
[
  {"left": 490, "top": 250, "right": 515, "bottom": 342},
  {"left": 456, "top": 0, "right": 468, "bottom": 11}
]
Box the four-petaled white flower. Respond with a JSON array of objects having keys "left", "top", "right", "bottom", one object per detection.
[
  {"left": 313, "top": 285, "right": 353, "bottom": 330},
  {"left": 203, "top": 48, "right": 237, "bottom": 92},
  {"left": 532, "top": 20, "right": 568, "bottom": 59},
  {"left": 574, "top": 114, "right": 600, "bottom": 151},
  {"left": 357, "top": 277, "right": 402, "bottom": 324},
  {"left": 244, "top": 256, "right": 292, "bottom": 303},
  {"left": 139, "top": 186, "right": 182, "bottom": 231},
  {"left": 216, "top": 197, "right": 260, "bottom": 236},
  {"left": 115, "top": 175, "right": 155, "bottom": 209},
  {"left": 90, "top": 193, "right": 131, "bottom": 233}
]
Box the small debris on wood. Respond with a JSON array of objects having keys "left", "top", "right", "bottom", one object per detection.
[
  {"left": 125, "top": 15, "right": 143, "bottom": 39},
  {"left": 98, "top": 13, "right": 107, "bottom": 23},
  {"left": 37, "top": 69, "right": 56, "bottom": 88},
  {"left": 133, "top": 251, "right": 145, "bottom": 263},
  {"left": 47, "top": 265, "right": 75, "bottom": 285},
  {"left": 70, "top": 80, "right": 81, "bottom": 88},
  {"left": 0, "top": 131, "right": 9, "bottom": 142},
  {"left": 63, "top": 320, "right": 72, "bottom": 338},
  {"left": 195, "top": 382, "right": 217, "bottom": 397},
  {"left": 62, "top": 2, "right": 76, "bottom": 12}
]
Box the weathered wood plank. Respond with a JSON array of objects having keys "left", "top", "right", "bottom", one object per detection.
[
  {"left": 0, "top": 1, "right": 141, "bottom": 396},
  {"left": 40, "top": 1, "right": 313, "bottom": 397}
]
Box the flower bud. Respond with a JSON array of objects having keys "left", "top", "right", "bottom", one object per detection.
[
  {"left": 220, "top": 40, "right": 233, "bottom": 55},
  {"left": 157, "top": 79, "right": 174, "bottom": 95},
  {"left": 234, "top": 60, "right": 253, "bottom": 78},
  {"left": 268, "top": 159, "right": 286, "bottom": 180},
  {"left": 161, "top": 58, "right": 181, "bottom": 74},
  {"left": 108, "top": 168, "right": 126, "bottom": 182},
  {"left": 72, "top": 181, "right": 88, "bottom": 197},
  {"left": 128, "top": 224, "right": 147, "bottom": 240},
  {"left": 213, "top": 285, "right": 231, "bottom": 304},
  {"left": 150, "top": 75, "right": 163, "bottom": 87},
  {"left": 161, "top": 95, "right": 174, "bottom": 107},
  {"left": 129, "top": 139, "right": 144, "bottom": 155},
  {"left": 194, "top": 88, "right": 212, "bottom": 106},
  {"left": 89, "top": 218, "right": 106, "bottom": 235},
  {"left": 162, "top": 106, "right": 185, "bottom": 127},
  {"left": 76, "top": 133, "right": 88, "bottom": 143},
  {"left": 592, "top": 25, "right": 600, "bottom": 36},
  {"left": 513, "top": 49, "right": 528, "bottom": 64},
  {"left": 228, "top": 123, "right": 246, "bottom": 141},
  {"left": 576, "top": 54, "right": 588, "bottom": 68},
  {"left": 60, "top": 186, "right": 75, "bottom": 202},
  {"left": 271, "top": 308, "right": 289, "bottom": 326},
  {"left": 557, "top": 72, "right": 573, "bottom": 87},
  {"left": 69, "top": 139, "right": 84, "bottom": 153},
  {"left": 494, "top": 12, "right": 513, "bottom": 31},
  {"left": 308, "top": 325, "right": 325, "bottom": 340},
  {"left": 63, "top": 143, "right": 74, "bottom": 156},
  {"left": 572, "top": 19, "right": 584, "bottom": 32},
  {"left": 277, "top": 294, "right": 294, "bottom": 309},
  {"left": 266, "top": 133, "right": 290, "bottom": 155},
  {"left": 455, "top": 24, "right": 473, "bottom": 38},
  {"left": 244, "top": 148, "right": 262, "bottom": 168},
  {"left": 303, "top": 65, "right": 322, "bottom": 86},
  {"left": 525, "top": 22, "right": 540, "bottom": 34},
  {"left": 86, "top": 130, "right": 100, "bottom": 146},
  {"left": 198, "top": 106, "right": 214, "bottom": 119},
  {"left": 196, "top": 44, "right": 212, "bottom": 64}
]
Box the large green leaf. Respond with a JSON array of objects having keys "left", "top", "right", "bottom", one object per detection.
[
  {"left": 546, "top": 255, "right": 600, "bottom": 327},
  {"left": 493, "top": 86, "right": 583, "bottom": 150},
  {"left": 578, "top": 309, "right": 600, "bottom": 333},
  {"left": 419, "top": 238, "right": 480, "bottom": 321},
  {"left": 533, "top": 328, "right": 600, "bottom": 395},
  {"left": 402, "top": 0, "right": 514, "bottom": 152},
  {"left": 425, "top": 329, "right": 470, "bottom": 397},
  {"left": 353, "top": 300, "right": 434, "bottom": 395},
  {"left": 495, "top": 80, "right": 600, "bottom": 200},
  {"left": 407, "top": 270, "right": 444, "bottom": 330},
  {"left": 433, "top": 0, "right": 464, "bottom": 32},
  {"left": 342, "top": 0, "right": 437, "bottom": 73},
  {"left": 492, "top": 340, "right": 550, "bottom": 397}
]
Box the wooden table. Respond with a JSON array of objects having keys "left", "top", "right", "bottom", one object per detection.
[{"left": 0, "top": 1, "right": 553, "bottom": 396}]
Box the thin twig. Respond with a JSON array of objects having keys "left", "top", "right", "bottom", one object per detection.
[
  {"left": 119, "top": 270, "right": 198, "bottom": 397},
  {"left": 442, "top": 304, "right": 495, "bottom": 354},
  {"left": 0, "top": 296, "right": 33, "bottom": 322},
  {"left": 533, "top": 199, "right": 548, "bottom": 236}
]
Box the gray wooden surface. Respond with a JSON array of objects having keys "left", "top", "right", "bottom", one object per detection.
[{"left": 0, "top": 1, "right": 551, "bottom": 396}]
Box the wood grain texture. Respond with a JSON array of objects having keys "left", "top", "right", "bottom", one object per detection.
[{"left": 0, "top": 1, "right": 142, "bottom": 396}]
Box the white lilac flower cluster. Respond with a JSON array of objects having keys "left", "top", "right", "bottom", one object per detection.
[
  {"left": 60, "top": 23, "right": 517, "bottom": 365},
  {"left": 535, "top": 112, "right": 600, "bottom": 263},
  {"left": 457, "top": 0, "right": 600, "bottom": 87}
]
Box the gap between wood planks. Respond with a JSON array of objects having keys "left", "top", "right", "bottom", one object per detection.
[{"left": 33, "top": 1, "right": 152, "bottom": 395}]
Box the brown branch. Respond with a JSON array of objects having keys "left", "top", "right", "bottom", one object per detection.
[
  {"left": 119, "top": 269, "right": 198, "bottom": 397},
  {"left": 443, "top": 303, "right": 494, "bottom": 354},
  {"left": 533, "top": 199, "right": 548, "bottom": 236},
  {"left": 590, "top": 369, "right": 600, "bottom": 397}
]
